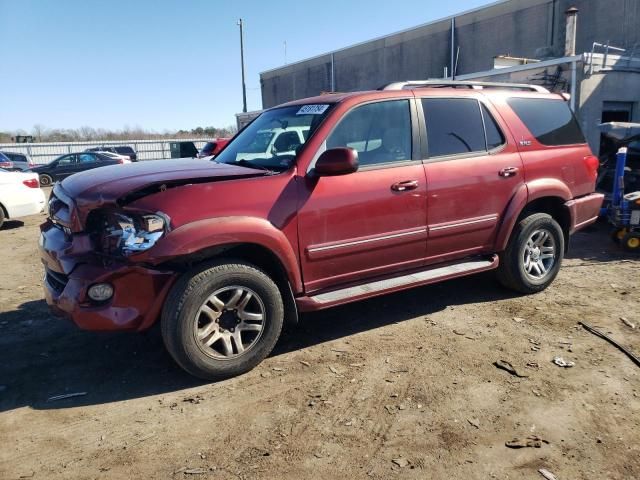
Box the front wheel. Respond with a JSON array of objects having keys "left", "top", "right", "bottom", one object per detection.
[
  {"left": 161, "top": 260, "right": 284, "bottom": 380},
  {"left": 497, "top": 213, "right": 564, "bottom": 294},
  {"left": 39, "top": 174, "right": 53, "bottom": 187}
]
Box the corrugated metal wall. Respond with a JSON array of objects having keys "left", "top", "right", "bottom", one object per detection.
[{"left": 0, "top": 139, "right": 210, "bottom": 164}]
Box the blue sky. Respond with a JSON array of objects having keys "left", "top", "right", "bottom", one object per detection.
[{"left": 0, "top": 0, "right": 491, "bottom": 132}]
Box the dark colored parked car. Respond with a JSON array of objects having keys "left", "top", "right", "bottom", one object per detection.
[
  {"left": 40, "top": 80, "right": 603, "bottom": 380},
  {"left": 197, "top": 138, "right": 231, "bottom": 158},
  {"left": 85, "top": 146, "right": 138, "bottom": 161},
  {"left": 0, "top": 151, "right": 34, "bottom": 171},
  {"left": 30, "top": 152, "right": 125, "bottom": 186}
]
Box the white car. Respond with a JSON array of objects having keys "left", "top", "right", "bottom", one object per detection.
[
  {"left": 235, "top": 126, "right": 310, "bottom": 161},
  {"left": 0, "top": 168, "right": 46, "bottom": 228},
  {"left": 94, "top": 151, "right": 132, "bottom": 163}
]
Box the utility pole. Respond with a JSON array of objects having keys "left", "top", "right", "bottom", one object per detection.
[
  {"left": 237, "top": 18, "right": 247, "bottom": 113},
  {"left": 284, "top": 40, "right": 287, "bottom": 65}
]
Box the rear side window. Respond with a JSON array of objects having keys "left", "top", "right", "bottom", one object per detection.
[
  {"left": 422, "top": 98, "right": 486, "bottom": 157},
  {"left": 481, "top": 105, "right": 505, "bottom": 150},
  {"left": 507, "top": 98, "right": 585, "bottom": 146}
]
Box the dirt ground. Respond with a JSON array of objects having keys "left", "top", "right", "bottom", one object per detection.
[{"left": 0, "top": 199, "right": 639, "bottom": 480}]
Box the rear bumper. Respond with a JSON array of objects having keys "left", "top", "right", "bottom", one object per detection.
[
  {"left": 40, "top": 221, "right": 176, "bottom": 331},
  {"left": 566, "top": 192, "right": 605, "bottom": 233}
]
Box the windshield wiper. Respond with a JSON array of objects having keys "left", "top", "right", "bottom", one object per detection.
[{"left": 234, "top": 159, "right": 275, "bottom": 173}]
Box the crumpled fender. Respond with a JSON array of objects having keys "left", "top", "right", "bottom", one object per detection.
[{"left": 136, "top": 216, "right": 303, "bottom": 293}]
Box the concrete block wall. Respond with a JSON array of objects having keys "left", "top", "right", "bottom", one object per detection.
[{"left": 260, "top": 0, "right": 640, "bottom": 108}]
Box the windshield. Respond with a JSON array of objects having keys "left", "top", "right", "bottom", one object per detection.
[{"left": 214, "top": 104, "right": 333, "bottom": 170}]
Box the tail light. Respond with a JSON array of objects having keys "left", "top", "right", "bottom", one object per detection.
[
  {"left": 0, "top": 161, "right": 13, "bottom": 168},
  {"left": 583, "top": 155, "right": 599, "bottom": 181},
  {"left": 22, "top": 178, "right": 39, "bottom": 188},
  {"left": 117, "top": 159, "right": 124, "bottom": 164}
]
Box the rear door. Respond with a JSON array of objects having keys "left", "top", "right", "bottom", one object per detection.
[
  {"left": 79, "top": 153, "right": 113, "bottom": 171},
  {"left": 297, "top": 98, "right": 428, "bottom": 292},
  {"left": 418, "top": 95, "right": 524, "bottom": 263}
]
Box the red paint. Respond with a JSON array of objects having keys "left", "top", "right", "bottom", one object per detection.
[{"left": 41, "top": 86, "right": 603, "bottom": 331}]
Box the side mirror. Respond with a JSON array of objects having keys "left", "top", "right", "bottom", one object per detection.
[{"left": 313, "top": 148, "right": 359, "bottom": 177}]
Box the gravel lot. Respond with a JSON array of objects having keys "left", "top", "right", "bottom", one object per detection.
[{"left": 0, "top": 203, "right": 639, "bottom": 480}]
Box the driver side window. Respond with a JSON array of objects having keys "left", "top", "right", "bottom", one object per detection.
[
  {"left": 327, "top": 100, "right": 412, "bottom": 166},
  {"left": 57, "top": 154, "right": 77, "bottom": 166}
]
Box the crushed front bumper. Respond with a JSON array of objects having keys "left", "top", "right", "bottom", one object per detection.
[{"left": 40, "top": 220, "right": 176, "bottom": 331}]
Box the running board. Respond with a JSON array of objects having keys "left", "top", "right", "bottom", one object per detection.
[{"left": 296, "top": 255, "right": 498, "bottom": 312}]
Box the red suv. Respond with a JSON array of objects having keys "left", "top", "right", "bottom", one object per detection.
[{"left": 40, "top": 81, "right": 603, "bottom": 380}]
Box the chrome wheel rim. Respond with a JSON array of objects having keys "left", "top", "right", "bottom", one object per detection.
[
  {"left": 522, "top": 229, "right": 557, "bottom": 280},
  {"left": 194, "top": 286, "right": 266, "bottom": 359}
]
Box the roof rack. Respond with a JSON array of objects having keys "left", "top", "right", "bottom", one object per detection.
[{"left": 380, "top": 80, "right": 550, "bottom": 93}]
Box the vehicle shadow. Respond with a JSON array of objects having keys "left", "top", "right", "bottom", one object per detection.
[
  {"left": 0, "top": 272, "right": 517, "bottom": 413},
  {"left": 0, "top": 220, "right": 26, "bottom": 231},
  {"left": 565, "top": 219, "right": 639, "bottom": 263}
]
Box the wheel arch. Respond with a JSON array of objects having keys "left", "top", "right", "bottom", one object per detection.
[
  {"left": 157, "top": 241, "right": 300, "bottom": 327},
  {"left": 496, "top": 181, "right": 574, "bottom": 252}
]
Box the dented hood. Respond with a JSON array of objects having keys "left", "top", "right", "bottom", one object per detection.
[{"left": 60, "top": 159, "right": 265, "bottom": 207}]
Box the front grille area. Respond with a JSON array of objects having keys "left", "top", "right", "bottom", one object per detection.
[{"left": 45, "top": 268, "right": 69, "bottom": 294}]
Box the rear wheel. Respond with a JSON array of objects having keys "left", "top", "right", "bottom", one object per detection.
[
  {"left": 39, "top": 174, "right": 53, "bottom": 187},
  {"left": 161, "top": 260, "right": 284, "bottom": 380},
  {"left": 497, "top": 213, "right": 564, "bottom": 294},
  {"left": 622, "top": 232, "right": 640, "bottom": 253},
  {"left": 0, "top": 205, "right": 5, "bottom": 229}
]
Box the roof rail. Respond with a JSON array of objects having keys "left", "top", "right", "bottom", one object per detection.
[{"left": 380, "top": 80, "right": 550, "bottom": 93}]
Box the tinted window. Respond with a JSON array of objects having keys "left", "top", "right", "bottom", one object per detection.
[
  {"left": 115, "top": 146, "right": 135, "bottom": 154},
  {"left": 327, "top": 100, "right": 412, "bottom": 166},
  {"left": 78, "top": 153, "right": 97, "bottom": 164},
  {"left": 481, "top": 105, "right": 506, "bottom": 150},
  {"left": 57, "top": 155, "right": 76, "bottom": 166},
  {"left": 423, "top": 98, "right": 485, "bottom": 157},
  {"left": 507, "top": 98, "right": 585, "bottom": 146}
]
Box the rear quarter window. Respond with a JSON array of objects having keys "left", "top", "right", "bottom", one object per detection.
[{"left": 507, "top": 97, "right": 585, "bottom": 146}]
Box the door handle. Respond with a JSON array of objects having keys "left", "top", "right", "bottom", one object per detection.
[
  {"left": 499, "top": 167, "right": 519, "bottom": 177},
  {"left": 391, "top": 180, "right": 419, "bottom": 192}
]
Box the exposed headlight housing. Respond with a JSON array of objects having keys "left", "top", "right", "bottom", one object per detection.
[{"left": 97, "top": 211, "right": 169, "bottom": 256}]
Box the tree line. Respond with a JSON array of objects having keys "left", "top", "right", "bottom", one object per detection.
[{"left": 0, "top": 124, "right": 237, "bottom": 144}]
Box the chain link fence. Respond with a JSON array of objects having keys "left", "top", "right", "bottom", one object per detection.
[{"left": 0, "top": 139, "right": 210, "bottom": 164}]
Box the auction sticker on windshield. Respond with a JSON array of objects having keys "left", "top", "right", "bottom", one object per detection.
[{"left": 297, "top": 104, "right": 329, "bottom": 115}]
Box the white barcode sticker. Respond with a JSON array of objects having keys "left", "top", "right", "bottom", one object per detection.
[{"left": 297, "top": 104, "right": 329, "bottom": 115}]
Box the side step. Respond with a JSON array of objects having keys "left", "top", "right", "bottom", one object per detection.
[{"left": 296, "top": 255, "right": 498, "bottom": 312}]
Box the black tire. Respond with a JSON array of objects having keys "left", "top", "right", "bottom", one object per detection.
[
  {"left": 39, "top": 174, "right": 53, "bottom": 187},
  {"left": 0, "top": 205, "right": 5, "bottom": 229},
  {"left": 161, "top": 260, "right": 284, "bottom": 380},
  {"left": 497, "top": 213, "right": 564, "bottom": 294},
  {"left": 622, "top": 233, "right": 640, "bottom": 253}
]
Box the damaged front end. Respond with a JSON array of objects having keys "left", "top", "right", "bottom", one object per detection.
[
  {"left": 40, "top": 186, "right": 178, "bottom": 331},
  {"left": 89, "top": 210, "right": 171, "bottom": 256}
]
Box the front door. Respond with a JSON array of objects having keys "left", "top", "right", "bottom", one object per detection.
[
  {"left": 54, "top": 154, "right": 80, "bottom": 180},
  {"left": 417, "top": 96, "right": 524, "bottom": 263},
  {"left": 297, "top": 99, "right": 428, "bottom": 292}
]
